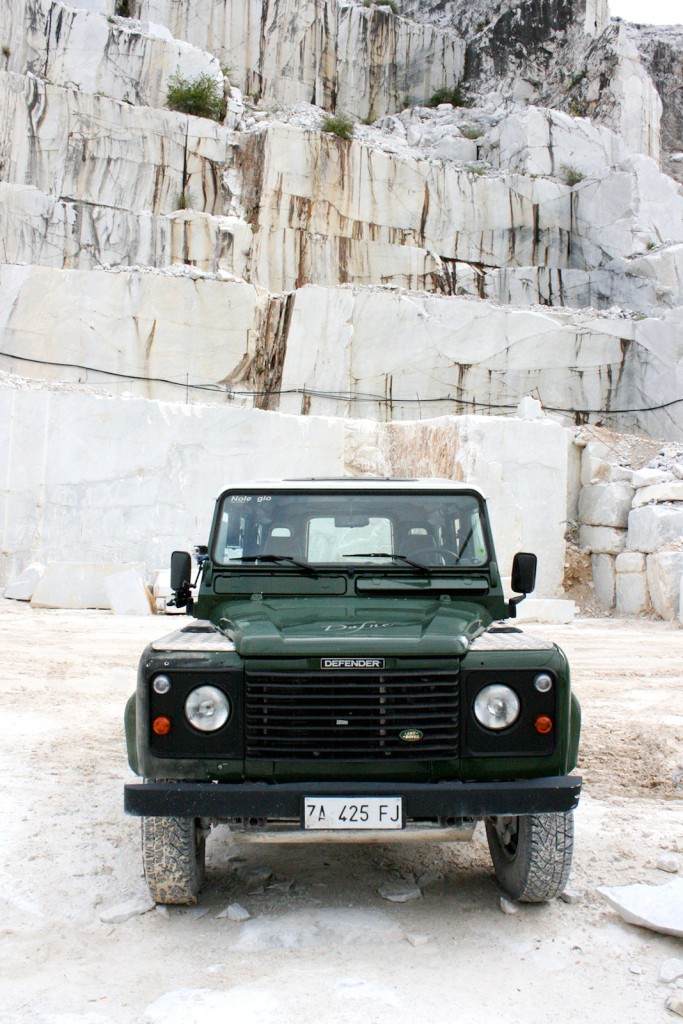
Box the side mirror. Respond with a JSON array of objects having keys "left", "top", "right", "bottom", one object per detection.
[
  {"left": 508, "top": 552, "right": 537, "bottom": 618},
  {"left": 170, "top": 550, "right": 193, "bottom": 610},
  {"left": 511, "top": 552, "right": 537, "bottom": 594}
]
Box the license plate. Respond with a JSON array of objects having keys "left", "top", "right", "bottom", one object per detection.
[{"left": 303, "top": 796, "right": 403, "bottom": 830}]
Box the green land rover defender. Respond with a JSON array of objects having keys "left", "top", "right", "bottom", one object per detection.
[{"left": 124, "top": 479, "right": 581, "bottom": 904}]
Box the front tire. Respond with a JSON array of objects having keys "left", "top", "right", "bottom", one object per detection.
[
  {"left": 141, "top": 816, "right": 206, "bottom": 905},
  {"left": 485, "top": 812, "right": 574, "bottom": 903}
]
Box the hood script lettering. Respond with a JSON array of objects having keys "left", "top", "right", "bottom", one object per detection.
[{"left": 323, "top": 622, "right": 392, "bottom": 633}]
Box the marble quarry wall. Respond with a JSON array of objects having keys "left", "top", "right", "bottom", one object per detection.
[
  {"left": 1, "top": 268, "right": 681, "bottom": 442},
  {"left": 0, "top": 0, "right": 682, "bottom": 618},
  {"left": 0, "top": 377, "right": 569, "bottom": 601}
]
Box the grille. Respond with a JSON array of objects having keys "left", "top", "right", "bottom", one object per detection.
[{"left": 245, "top": 669, "right": 459, "bottom": 760}]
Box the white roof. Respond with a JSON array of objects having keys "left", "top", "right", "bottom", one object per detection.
[{"left": 221, "top": 478, "right": 486, "bottom": 497}]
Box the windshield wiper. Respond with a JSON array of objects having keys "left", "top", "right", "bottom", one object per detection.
[
  {"left": 230, "top": 554, "right": 319, "bottom": 577},
  {"left": 343, "top": 552, "right": 433, "bottom": 576}
]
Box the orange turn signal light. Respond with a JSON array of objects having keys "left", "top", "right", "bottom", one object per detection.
[
  {"left": 153, "top": 715, "right": 172, "bottom": 736},
  {"left": 535, "top": 715, "right": 553, "bottom": 734}
]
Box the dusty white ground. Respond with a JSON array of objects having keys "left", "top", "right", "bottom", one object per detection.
[{"left": 2, "top": 601, "right": 683, "bottom": 1024}]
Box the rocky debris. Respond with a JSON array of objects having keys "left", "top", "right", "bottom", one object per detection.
[
  {"left": 559, "top": 888, "right": 582, "bottom": 905},
  {"left": 405, "top": 932, "right": 430, "bottom": 947},
  {"left": 657, "top": 854, "right": 682, "bottom": 874},
  {"left": 499, "top": 896, "right": 519, "bottom": 915},
  {"left": 598, "top": 878, "right": 683, "bottom": 938},
  {"left": 217, "top": 903, "right": 251, "bottom": 922},
  {"left": 377, "top": 880, "right": 422, "bottom": 903},
  {"left": 99, "top": 896, "right": 156, "bottom": 924},
  {"left": 660, "top": 958, "right": 683, "bottom": 984}
]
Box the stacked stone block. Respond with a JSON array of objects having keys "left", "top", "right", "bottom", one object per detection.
[{"left": 577, "top": 433, "right": 683, "bottom": 621}]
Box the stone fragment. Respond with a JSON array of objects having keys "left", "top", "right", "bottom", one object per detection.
[
  {"left": 579, "top": 482, "right": 634, "bottom": 528},
  {"left": 627, "top": 505, "right": 683, "bottom": 553},
  {"left": 647, "top": 552, "right": 683, "bottom": 621},
  {"left": 633, "top": 482, "right": 683, "bottom": 507},
  {"left": 99, "top": 897, "right": 156, "bottom": 923},
  {"left": 236, "top": 865, "right": 273, "bottom": 888},
  {"left": 513, "top": 599, "right": 575, "bottom": 623},
  {"left": 104, "top": 569, "right": 154, "bottom": 616},
  {"left": 666, "top": 996, "right": 683, "bottom": 1018},
  {"left": 406, "top": 932, "right": 430, "bottom": 946},
  {"left": 632, "top": 467, "right": 676, "bottom": 488},
  {"left": 30, "top": 562, "right": 146, "bottom": 609},
  {"left": 516, "top": 396, "right": 544, "bottom": 420},
  {"left": 266, "top": 878, "right": 294, "bottom": 893},
  {"left": 217, "top": 903, "right": 251, "bottom": 922},
  {"left": 559, "top": 888, "right": 582, "bottom": 904},
  {"left": 660, "top": 958, "right": 683, "bottom": 984},
  {"left": 499, "top": 896, "right": 519, "bottom": 915},
  {"left": 591, "top": 553, "right": 616, "bottom": 609},
  {"left": 615, "top": 572, "right": 650, "bottom": 615},
  {"left": 615, "top": 551, "right": 646, "bottom": 573},
  {"left": 579, "top": 525, "right": 627, "bottom": 554},
  {"left": 657, "top": 854, "right": 682, "bottom": 874},
  {"left": 597, "top": 878, "right": 683, "bottom": 937},
  {"left": 377, "top": 881, "right": 422, "bottom": 903},
  {"left": 4, "top": 562, "right": 45, "bottom": 601}
]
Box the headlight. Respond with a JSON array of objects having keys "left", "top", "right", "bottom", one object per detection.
[
  {"left": 185, "top": 685, "right": 230, "bottom": 732},
  {"left": 473, "top": 684, "right": 520, "bottom": 731}
]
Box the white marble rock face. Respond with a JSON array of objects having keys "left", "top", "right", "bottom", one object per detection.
[{"left": 0, "top": 380, "right": 570, "bottom": 598}]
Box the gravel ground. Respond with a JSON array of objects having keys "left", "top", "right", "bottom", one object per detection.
[{"left": 1, "top": 602, "right": 683, "bottom": 1024}]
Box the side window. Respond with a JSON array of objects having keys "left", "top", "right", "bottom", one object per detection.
[
  {"left": 455, "top": 508, "right": 487, "bottom": 564},
  {"left": 217, "top": 511, "right": 246, "bottom": 561}
]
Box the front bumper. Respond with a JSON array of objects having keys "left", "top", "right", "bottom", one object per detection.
[{"left": 124, "top": 775, "right": 581, "bottom": 819}]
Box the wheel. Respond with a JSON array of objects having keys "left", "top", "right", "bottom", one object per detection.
[
  {"left": 485, "top": 812, "right": 574, "bottom": 903},
  {"left": 141, "top": 816, "right": 206, "bottom": 905}
]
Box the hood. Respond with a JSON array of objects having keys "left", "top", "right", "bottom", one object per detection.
[{"left": 214, "top": 597, "right": 490, "bottom": 657}]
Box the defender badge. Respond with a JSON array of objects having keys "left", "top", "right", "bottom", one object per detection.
[{"left": 399, "top": 729, "right": 424, "bottom": 742}]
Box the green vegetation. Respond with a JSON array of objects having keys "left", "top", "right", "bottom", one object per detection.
[
  {"left": 321, "top": 114, "right": 355, "bottom": 141},
  {"left": 427, "top": 86, "right": 464, "bottom": 108},
  {"left": 115, "top": 0, "right": 132, "bottom": 16},
  {"left": 166, "top": 72, "right": 225, "bottom": 122},
  {"left": 562, "top": 165, "right": 584, "bottom": 187},
  {"left": 568, "top": 98, "right": 587, "bottom": 117},
  {"left": 175, "top": 191, "right": 194, "bottom": 211}
]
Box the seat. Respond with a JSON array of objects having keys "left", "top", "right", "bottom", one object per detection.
[{"left": 263, "top": 527, "right": 302, "bottom": 559}]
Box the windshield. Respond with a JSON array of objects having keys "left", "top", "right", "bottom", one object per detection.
[{"left": 212, "top": 490, "right": 490, "bottom": 569}]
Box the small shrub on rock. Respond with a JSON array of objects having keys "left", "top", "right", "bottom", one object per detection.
[
  {"left": 166, "top": 72, "right": 225, "bottom": 122},
  {"left": 427, "top": 86, "right": 464, "bottom": 108},
  {"left": 562, "top": 165, "right": 584, "bottom": 187},
  {"left": 321, "top": 114, "right": 354, "bottom": 141}
]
